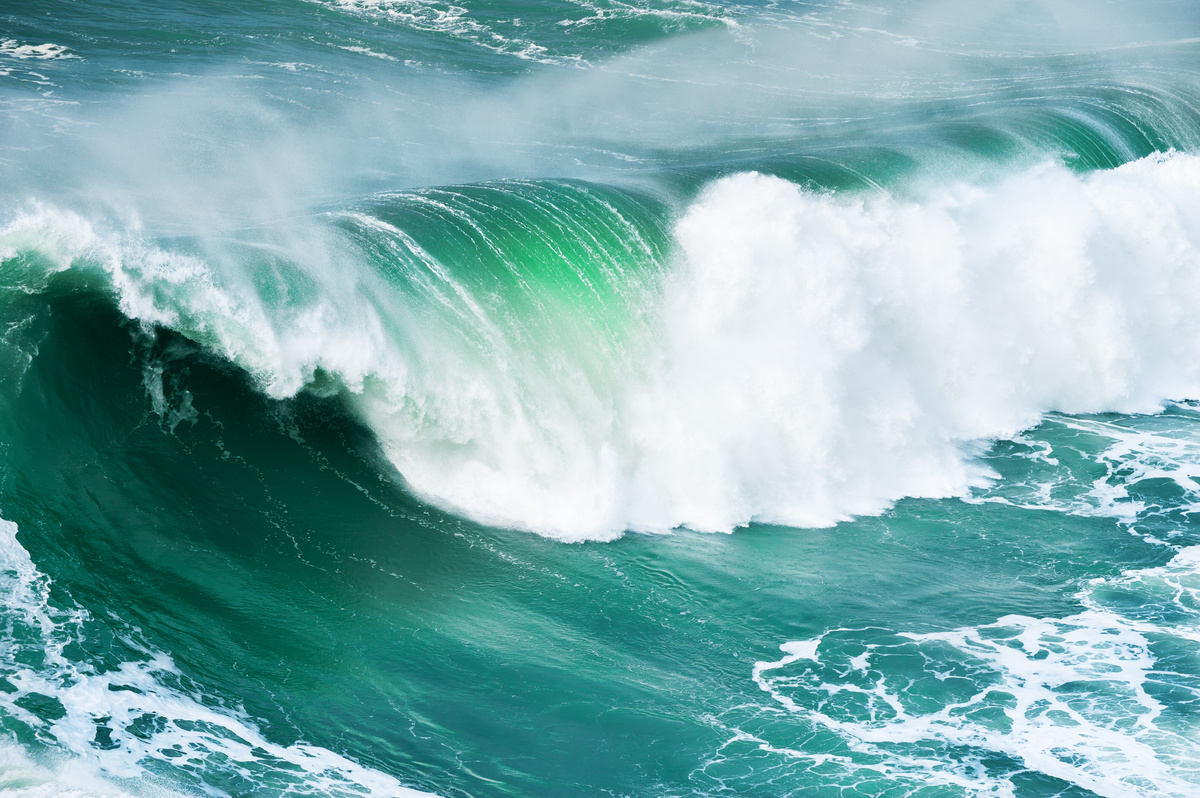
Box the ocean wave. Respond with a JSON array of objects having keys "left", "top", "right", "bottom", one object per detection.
[{"left": 6, "top": 155, "right": 1200, "bottom": 540}]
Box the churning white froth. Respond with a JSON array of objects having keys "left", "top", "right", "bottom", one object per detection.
[
  {"left": 618, "top": 152, "right": 1200, "bottom": 535},
  {"left": 413, "top": 151, "right": 1200, "bottom": 538},
  {"left": 312, "top": 0, "right": 732, "bottom": 64},
  {"left": 7, "top": 153, "right": 1200, "bottom": 540},
  {"left": 0, "top": 40, "right": 76, "bottom": 61}
]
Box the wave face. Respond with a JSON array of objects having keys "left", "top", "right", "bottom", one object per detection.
[{"left": 5, "top": 0, "right": 1200, "bottom": 796}]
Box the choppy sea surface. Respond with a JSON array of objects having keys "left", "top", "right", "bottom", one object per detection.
[{"left": 4, "top": 1, "right": 1200, "bottom": 795}]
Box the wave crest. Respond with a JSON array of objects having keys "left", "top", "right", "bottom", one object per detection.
[{"left": 6, "top": 156, "right": 1200, "bottom": 539}]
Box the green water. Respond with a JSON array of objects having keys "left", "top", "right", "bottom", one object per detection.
[{"left": 3, "top": 1, "right": 1200, "bottom": 796}]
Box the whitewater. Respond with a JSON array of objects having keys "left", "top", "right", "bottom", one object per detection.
[{"left": 4, "top": 1, "right": 1200, "bottom": 796}]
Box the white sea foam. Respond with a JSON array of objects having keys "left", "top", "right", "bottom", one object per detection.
[
  {"left": 552, "top": 0, "right": 734, "bottom": 31},
  {"left": 967, "top": 408, "right": 1200, "bottom": 524},
  {"left": 614, "top": 154, "right": 1200, "bottom": 535},
  {"left": 749, "top": 545, "right": 1200, "bottom": 797},
  {"left": 0, "top": 41, "right": 76, "bottom": 60},
  {"left": 315, "top": 0, "right": 556, "bottom": 62},
  {"left": 314, "top": 0, "right": 729, "bottom": 64},
  {"left": 0, "top": 740, "right": 184, "bottom": 798},
  {"left": 7, "top": 154, "right": 1200, "bottom": 540},
  {"left": 0, "top": 516, "right": 438, "bottom": 797},
  {"left": 335, "top": 44, "right": 399, "bottom": 61}
]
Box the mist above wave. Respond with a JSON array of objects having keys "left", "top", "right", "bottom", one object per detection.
[{"left": 6, "top": 0, "right": 1200, "bottom": 241}]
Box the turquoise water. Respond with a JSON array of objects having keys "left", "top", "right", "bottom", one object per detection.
[{"left": 3, "top": 1, "right": 1200, "bottom": 796}]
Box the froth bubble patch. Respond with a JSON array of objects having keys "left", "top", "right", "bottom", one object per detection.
[
  {"left": 313, "top": 0, "right": 733, "bottom": 64},
  {"left": 0, "top": 41, "right": 77, "bottom": 60},
  {"left": 966, "top": 406, "right": 1200, "bottom": 533},
  {"left": 747, "top": 548, "right": 1200, "bottom": 797}
]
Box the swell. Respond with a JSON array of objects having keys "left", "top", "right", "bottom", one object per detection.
[{"left": 6, "top": 155, "right": 1200, "bottom": 539}]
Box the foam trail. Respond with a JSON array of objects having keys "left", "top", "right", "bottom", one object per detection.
[
  {"left": 723, "top": 410, "right": 1200, "bottom": 797},
  {"left": 7, "top": 155, "right": 1200, "bottom": 540},
  {"left": 965, "top": 406, "right": 1200, "bottom": 524},
  {"left": 0, "top": 516, "right": 437, "bottom": 798},
  {"left": 746, "top": 544, "right": 1200, "bottom": 797},
  {"left": 0, "top": 40, "right": 76, "bottom": 60},
  {"left": 0, "top": 742, "right": 173, "bottom": 798},
  {"left": 314, "top": 0, "right": 735, "bottom": 64}
]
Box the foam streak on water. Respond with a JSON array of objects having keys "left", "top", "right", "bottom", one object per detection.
[
  {"left": 750, "top": 545, "right": 1200, "bottom": 798},
  {"left": 311, "top": 0, "right": 733, "bottom": 64},
  {"left": 714, "top": 409, "right": 1200, "bottom": 798},
  {"left": 0, "top": 517, "right": 436, "bottom": 798}
]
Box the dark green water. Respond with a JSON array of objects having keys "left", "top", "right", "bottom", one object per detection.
[{"left": 3, "top": 2, "right": 1200, "bottom": 796}]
